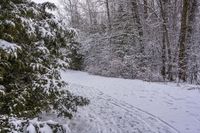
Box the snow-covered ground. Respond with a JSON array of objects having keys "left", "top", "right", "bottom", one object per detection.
[{"left": 61, "top": 70, "right": 200, "bottom": 133}]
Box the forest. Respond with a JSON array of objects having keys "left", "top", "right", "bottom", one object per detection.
[
  {"left": 0, "top": 0, "right": 200, "bottom": 133},
  {"left": 59, "top": 0, "right": 200, "bottom": 83}
]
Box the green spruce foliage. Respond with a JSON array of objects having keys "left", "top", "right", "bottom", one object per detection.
[{"left": 0, "top": 0, "right": 88, "bottom": 131}]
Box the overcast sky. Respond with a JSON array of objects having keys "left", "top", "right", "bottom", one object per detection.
[{"left": 32, "top": 0, "right": 59, "bottom": 5}]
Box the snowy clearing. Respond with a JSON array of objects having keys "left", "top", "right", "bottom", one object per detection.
[{"left": 61, "top": 70, "right": 200, "bottom": 133}]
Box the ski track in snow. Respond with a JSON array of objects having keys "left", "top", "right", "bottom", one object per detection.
[
  {"left": 67, "top": 84, "right": 179, "bottom": 133},
  {"left": 62, "top": 70, "right": 200, "bottom": 133}
]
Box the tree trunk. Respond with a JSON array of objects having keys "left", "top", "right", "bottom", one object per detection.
[
  {"left": 105, "top": 0, "right": 111, "bottom": 31},
  {"left": 178, "top": 0, "right": 190, "bottom": 82},
  {"left": 186, "top": 0, "right": 198, "bottom": 83},
  {"left": 159, "top": 0, "right": 173, "bottom": 81},
  {"left": 187, "top": 0, "right": 198, "bottom": 46},
  {"left": 161, "top": 31, "right": 167, "bottom": 81},
  {"left": 131, "top": 0, "right": 145, "bottom": 75}
]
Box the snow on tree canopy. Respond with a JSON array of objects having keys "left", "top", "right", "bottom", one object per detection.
[{"left": 0, "top": 39, "right": 21, "bottom": 54}]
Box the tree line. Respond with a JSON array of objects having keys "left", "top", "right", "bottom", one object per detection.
[{"left": 61, "top": 0, "right": 200, "bottom": 84}]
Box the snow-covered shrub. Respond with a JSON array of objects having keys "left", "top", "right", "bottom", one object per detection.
[
  {"left": 0, "top": 116, "right": 72, "bottom": 133},
  {"left": 0, "top": 0, "right": 89, "bottom": 132}
]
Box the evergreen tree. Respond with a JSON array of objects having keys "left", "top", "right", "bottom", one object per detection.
[{"left": 0, "top": 0, "right": 88, "bottom": 132}]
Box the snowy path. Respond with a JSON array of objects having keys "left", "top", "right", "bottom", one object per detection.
[
  {"left": 62, "top": 70, "right": 200, "bottom": 133},
  {"left": 68, "top": 84, "right": 178, "bottom": 133}
]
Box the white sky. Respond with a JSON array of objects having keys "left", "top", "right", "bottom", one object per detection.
[{"left": 32, "top": 0, "right": 60, "bottom": 5}]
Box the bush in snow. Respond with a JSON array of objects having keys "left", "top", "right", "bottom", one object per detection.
[{"left": 0, "top": 116, "right": 72, "bottom": 133}]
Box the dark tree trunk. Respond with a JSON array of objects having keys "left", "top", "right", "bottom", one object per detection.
[
  {"left": 178, "top": 0, "right": 190, "bottom": 82},
  {"left": 186, "top": 0, "right": 198, "bottom": 83},
  {"left": 159, "top": 0, "right": 173, "bottom": 81},
  {"left": 106, "top": 0, "right": 111, "bottom": 31},
  {"left": 131, "top": 0, "right": 145, "bottom": 74}
]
